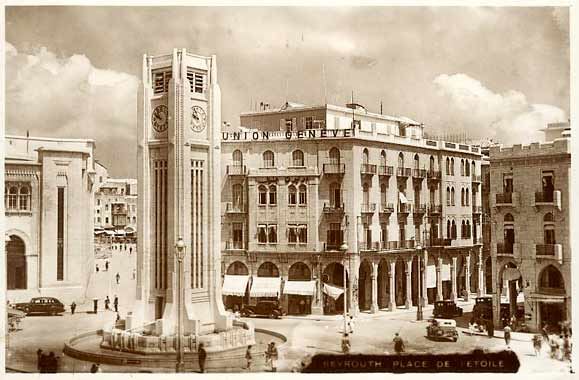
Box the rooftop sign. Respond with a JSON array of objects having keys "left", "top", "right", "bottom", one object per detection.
[{"left": 222, "top": 128, "right": 356, "bottom": 141}]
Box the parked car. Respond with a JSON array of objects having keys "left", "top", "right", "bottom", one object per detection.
[
  {"left": 472, "top": 296, "right": 510, "bottom": 324},
  {"left": 14, "top": 297, "right": 65, "bottom": 316},
  {"left": 240, "top": 301, "right": 283, "bottom": 319},
  {"left": 426, "top": 318, "right": 459, "bottom": 342},
  {"left": 432, "top": 300, "right": 463, "bottom": 318}
]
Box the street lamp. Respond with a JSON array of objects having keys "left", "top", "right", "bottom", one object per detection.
[
  {"left": 416, "top": 228, "right": 429, "bottom": 321},
  {"left": 175, "top": 237, "right": 186, "bottom": 373},
  {"left": 339, "top": 242, "right": 349, "bottom": 335}
]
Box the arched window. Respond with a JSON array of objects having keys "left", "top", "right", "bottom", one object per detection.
[
  {"left": 267, "top": 225, "right": 277, "bottom": 244},
  {"left": 232, "top": 149, "right": 243, "bottom": 166},
  {"left": 380, "top": 151, "right": 387, "bottom": 166},
  {"left": 19, "top": 186, "right": 30, "bottom": 211},
  {"left": 227, "top": 261, "right": 249, "bottom": 275},
  {"left": 460, "top": 159, "right": 465, "bottom": 176},
  {"left": 288, "top": 185, "right": 297, "bottom": 205},
  {"left": 465, "top": 188, "right": 470, "bottom": 206},
  {"left": 446, "top": 158, "right": 450, "bottom": 175},
  {"left": 288, "top": 262, "right": 311, "bottom": 281},
  {"left": 450, "top": 158, "right": 455, "bottom": 176},
  {"left": 263, "top": 150, "right": 275, "bottom": 168},
  {"left": 451, "top": 220, "right": 457, "bottom": 239},
  {"left": 414, "top": 154, "right": 420, "bottom": 170},
  {"left": 292, "top": 150, "right": 304, "bottom": 167},
  {"left": 362, "top": 148, "right": 369, "bottom": 165},
  {"left": 466, "top": 220, "right": 471, "bottom": 238},
  {"left": 471, "top": 161, "right": 476, "bottom": 177},
  {"left": 465, "top": 160, "right": 471, "bottom": 176},
  {"left": 6, "top": 235, "right": 27, "bottom": 289},
  {"left": 362, "top": 183, "right": 370, "bottom": 205},
  {"left": 7, "top": 186, "right": 18, "bottom": 209},
  {"left": 398, "top": 153, "right": 404, "bottom": 168},
  {"left": 504, "top": 213, "right": 514, "bottom": 222},
  {"left": 461, "top": 188, "right": 465, "bottom": 206},
  {"left": 329, "top": 147, "right": 340, "bottom": 164},
  {"left": 232, "top": 183, "right": 243, "bottom": 209},
  {"left": 268, "top": 184, "right": 277, "bottom": 205},
  {"left": 330, "top": 182, "right": 341, "bottom": 207},
  {"left": 461, "top": 220, "right": 466, "bottom": 239},
  {"left": 451, "top": 187, "right": 455, "bottom": 206},
  {"left": 381, "top": 183, "right": 388, "bottom": 205},
  {"left": 538, "top": 265, "right": 564, "bottom": 292},
  {"left": 544, "top": 212, "right": 555, "bottom": 244},
  {"left": 429, "top": 156, "right": 435, "bottom": 172},
  {"left": 298, "top": 184, "right": 307, "bottom": 205},
  {"left": 258, "top": 185, "right": 267, "bottom": 205},
  {"left": 257, "top": 261, "right": 279, "bottom": 277},
  {"left": 446, "top": 187, "right": 451, "bottom": 206},
  {"left": 447, "top": 220, "right": 451, "bottom": 239},
  {"left": 504, "top": 213, "right": 515, "bottom": 250}
]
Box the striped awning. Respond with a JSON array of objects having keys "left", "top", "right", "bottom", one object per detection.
[
  {"left": 250, "top": 277, "right": 281, "bottom": 298},
  {"left": 284, "top": 280, "right": 316, "bottom": 296},
  {"left": 222, "top": 275, "right": 249, "bottom": 296}
]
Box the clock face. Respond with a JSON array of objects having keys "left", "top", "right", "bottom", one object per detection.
[
  {"left": 191, "top": 106, "right": 207, "bottom": 132},
  {"left": 152, "top": 105, "right": 168, "bottom": 133}
]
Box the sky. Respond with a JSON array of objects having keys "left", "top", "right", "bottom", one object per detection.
[{"left": 5, "top": 6, "right": 570, "bottom": 177}]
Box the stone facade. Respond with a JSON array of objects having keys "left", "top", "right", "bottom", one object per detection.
[
  {"left": 221, "top": 103, "right": 486, "bottom": 316},
  {"left": 5, "top": 135, "right": 96, "bottom": 304},
  {"left": 489, "top": 122, "right": 571, "bottom": 331},
  {"left": 94, "top": 178, "right": 138, "bottom": 232}
]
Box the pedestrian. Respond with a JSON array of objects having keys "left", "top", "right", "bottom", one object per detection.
[
  {"left": 105, "top": 296, "right": 110, "bottom": 310},
  {"left": 90, "top": 363, "right": 101, "bottom": 373},
  {"left": 299, "top": 299, "right": 306, "bottom": 314},
  {"left": 114, "top": 295, "right": 119, "bottom": 313},
  {"left": 542, "top": 323, "right": 550, "bottom": 343},
  {"left": 393, "top": 333, "right": 405, "bottom": 354},
  {"left": 132, "top": 269, "right": 136, "bottom": 280},
  {"left": 563, "top": 335, "right": 571, "bottom": 361},
  {"left": 487, "top": 319, "right": 494, "bottom": 338},
  {"left": 36, "top": 348, "right": 43, "bottom": 372},
  {"left": 96, "top": 264, "right": 99, "bottom": 273},
  {"left": 270, "top": 342, "right": 278, "bottom": 372},
  {"left": 557, "top": 335, "right": 565, "bottom": 361},
  {"left": 468, "top": 318, "right": 476, "bottom": 335},
  {"left": 503, "top": 324, "right": 512, "bottom": 347},
  {"left": 116, "top": 312, "right": 121, "bottom": 322},
  {"left": 46, "top": 352, "right": 58, "bottom": 373},
  {"left": 265, "top": 342, "right": 272, "bottom": 369},
  {"left": 70, "top": 301, "right": 77, "bottom": 315},
  {"left": 198, "top": 343, "right": 207, "bottom": 373},
  {"left": 244, "top": 345, "right": 252, "bottom": 370},
  {"left": 105, "top": 260, "right": 109, "bottom": 271},
  {"left": 532, "top": 334, "right": 543, "bottom": 356},
  {"left": 341, "top": 333, "right": 351, "bottom": 354},
  {"left": 549, "top": 336, "right": 559, "bottom": 359},
  {"left": 116, "top": 272, "right": 120, "bottom": 284}
]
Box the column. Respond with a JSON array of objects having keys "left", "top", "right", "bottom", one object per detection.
[
  {"left": 465, "top": 253, "right": 471, "bottom": 301},
  {"left": 311, "top": 261, "right": 323, "bottom": 315},
  {"left": 450, "top": 256, "right": 457, "bottom": 302},
  {"left": 370, "top": 262, "right": 379, "bottom": 313},
  {"left": 349, "top": 255, "right": 360, "bottom": 316},
  {"left": 477, "top": 247, "right": 484, "bottom": 296},
  {"left": 379, "top": 263, "right": 388, "bottom": 308},
  {"left": 436, "top": 257, "right": 443, "bottom": 301},
  {"left": 421, "top": 250, "right": 428, "bottom": 306},
  {"left": 388, "top": 260, "right": 396, "bottom": 311},
  {"left": 405, "top": 257, "right": 412, "bottom": 309}
]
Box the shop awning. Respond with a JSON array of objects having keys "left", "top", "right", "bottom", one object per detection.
[
  {"left": 222, "top": 275, "right": 249, "bottom": 296},
  {"left": 441, "top": 263, "right": 451, "bottom": 281},
  {"left": 323, "top": 283, "right": 344, "bottom": 300},
  {"left": 283, "top": 280, "right": 316, "bottom": 296},
  {"left": 399, "top": 192, "right": 409, "bottom": 203},
  {"left": 528, "top": 293, "right": 566, "bottom": 303},
  {"left": 250, "top": 276, "right": 281, "bottom": 298},
  {"left": 426, "top": 265, "right": 436, "bottom": 288}
]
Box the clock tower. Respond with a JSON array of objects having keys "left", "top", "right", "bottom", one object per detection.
[{"left": 131, "top": 48, "right": 230, "bottom": 336}]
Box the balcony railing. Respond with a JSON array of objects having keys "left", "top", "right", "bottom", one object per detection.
[
  {"left": 323, "top": 163, "right": 346, "bottom": 175},
  {"left": 535, "top": 191, "right": 554, "bottom": 203},
  {"left": 323, "top": 202, "right": 345, "bottom": 214},
  {"left": 412, "top": 169, "right": 427, "bottom": 179},
  {"left": 430, "top": 238, "right": 452, "bottom": 247},
  {"left": 471, "top": 174, "right": 482, "bottom": 183},
  {"left": 324, "top": 242, "right": 344, "bottom": 251},
  {"left": 360, "top": 203, "right": 376, "bottom": 214},
  {"left": 413, "top": 204, "right": 427, "bottom": 214},
  {"left": 398, "top": 203, "right": 412, "bottom": 214},
  {"left": 496, "top": 192, "right": 513, "bottom": 205},
  {"left": 360, "top": 164, "right": 377, "bottom": 175},
  {"left": 497, "top": 242, "right": 514, "bottom": 255},
  {"left": 378, "top": 165, "right": 394, "bottom": 177},
  {"left": 536, "top": 244, "right": 560, "bottom": 257},
  {"left": 225, "top": 241, "right": 245, "bottom": 250},
  {"left": 227, "top": 165, "right": 247, "bottom": 176},
  {"left": 428, "top": 205, "right": 442, "bottom": 214},
  {"left": 225, "top": 202, "right": 246, "bottom": 213},
  {"left": 472, "top": 205, "right": 482, "bottom": 214},
  {"left": 379, "top": 203, "right": 395, "bottom": 214},
  {"left": 427, "top": 170, "right": 441, "bottom": 180},
  {"left": 396, "top": 167, "right": 411, "bottom": 177},
  {"left": 359, "top": 241, "right": 379, "bottom": 251},
  {"left": 380, "top": 241, "right": 399, "bottom": 250},
  {"left": 399, "top": 240, "right": 415, "bottom": 249}
]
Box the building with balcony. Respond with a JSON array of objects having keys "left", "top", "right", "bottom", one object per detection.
[
  {"left": 220, "top": 102, "right": 484, "bottom": 316},
  {"left": 489, "top": 121, "right": 571, "bottom": 332},
  {"left": 4, "top": 135, "right": 96, "bottom": 303},
  {"left": 94, "top": 178, "right": 137, "bottom": 241}
]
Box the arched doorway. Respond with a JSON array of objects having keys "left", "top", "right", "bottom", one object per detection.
[
  {"left": 251, "top": 262, "right": 281, "bottom": 302},
  {"left": 224, "top": 261, "right": 249, "bottom": 310},
  {"left": 538, "top": 265, "right": 566, "bottom": 332},
  {"left": 323, "top": 262, "right": 348, "bottom": 314},
  {"left": 287, "top": 262, "right": 312, "bottom": 315},
  {"left": 358, "top": 260, "right": 372, "bottom": 311},
  {"left": 377, "top": 259, "right": 390, "bottom": 309},
  {"left": 395, "top": 258, "right": 406, "bottom": 307},
  {"left": 227, "top": 261, "right": 249, "bottom": 275},
  {"left": 7, "top": 235, "right": 26, "bottom": 290},
  {"left": 500, "top": 262, "right": 522, "bottom": 324},
  {"left": 257, "top": 262, "right": 279, "bottom": 277}
]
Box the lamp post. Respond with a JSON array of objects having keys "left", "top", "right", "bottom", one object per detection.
[
  {"left": 416, "top": 228, "right": 429, "bottom": 321},
  {"left": 339, "top": 242, "right": 349, "bottom": 335},
  {"left": 175, "top": 237, "right": 186, "bottom": 373}
]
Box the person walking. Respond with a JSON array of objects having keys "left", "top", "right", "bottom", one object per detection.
[
  {"left": 105, "top": 260, "right": 109, "bottom": 272},
  {"left": 487, "top": 319, "right": 494, "bottom": 338},
  {"left": 113, "top": 295, "right": 119, "bottom": 313},
  {"left": 341, "top": 333, "right": 351, "bottom": 354},
  {"left": 532, "top": 334, "right": 543, "bottom": 356},
  {"left": 542, "top": 323, "right": 550, "bottom": 343},
  {"left": 96, "top": 264, "right": 99, "bottom": 273},
  {"left": 90, "top": 363, "right": 101, "bottom": 373},
  {"left": 105, "top": 296, "right": 110, "bottom": 311},
  {"left": 70, "top": 301, "right": 77, "bottom": 315},
  {"left": 198, "top": 343, "right": 207, "bottom": 373},
  {"left": 265, "top": 343, "right": 272, "bottom": 369},
  {"left": 36, "top": 349, "right": 43, "bottom": 372},
  {"left": 132, "top": 269, "right": 136, "bottom": 280},
  {"left": 244, "top": 345, "right": 252, "bottom": 371},
  {"left": 115, "top": 272, "right": 120, "bottom": 285},
  {"left": 270, "top": 342, "right": 278, "bottom": 372},
  {"left": 393, "top": 333, "right": 405, "bottom": 354},
  {"left": 563, "top": 335, "right": 571, "bottom": 361},
  {"left": 549, "top": 336, "right": 559, "bottom": 359},
  {"left": 503, "top": 324, "right": 512, "bottom": 348}
]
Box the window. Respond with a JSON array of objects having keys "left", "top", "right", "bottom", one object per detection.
[
  {"left": 362, "top": 149, "right": 369, "bottom": 165},
  {"left": 446, "top": 187, "right": 451, "bottom": 206},
  {"left": 232, "top": 224, "right": 243, "bottom": 249},
  {"left": 399, "top": 223, "right": 406, "bottom": 242},
  {"left": 381, "top": 183, "right": 388, "bottom": 205},
  {"left": 450, "top": 158, "right": 455, "bottom": 176},
  {"left": 542, "top": 171, "right": 554, "bottom": 201},
  {"left": 446, "top": 158, "right": 450, "bottom": 175},
  {"left": 105, "top": 217, "right": 109, "bottom": 224},
  {"left": 330, "top": 182, "right": 341, "bottom": 207},
  {"left": 471, "top": 161, "right": 476, "bottom": 177},
  {"left": 466, "top": 220, "right": 471, "bottom": 239},
  {"left": 380, "top": 223, "right": 388, "bottom": 245},
  {"left": 105, "top": 204, "right": 109, "bottom": 211},
  {"left": 153, "top": 69, "right": 172, "bottom": 94},
  {"left": 97, "top": 217, "right": 101, "bottom": 223},
  {"left": 263, "top": 151, "right": 275, "bottom": 168},
  {"left": 364, "top": 223, "right": 372, "bottom": 247},
  {"left": 414, "top": 154, "right": 419, "bottom": 170},
  {"left": 430, "top": 188, "right": 435, "bottom": 205},
  {"left": 288, "top": 225, "right": 298, "bottom": 243},
  {"left": 6, "top": 186, "right": 17, "bottom": 210},
  {"left": 461, "top": 220, "right": 466, "bottom": 239},
  {"left": 544, "top": 213, "right": 555, "bottom": 244},
  {"left": 232, "top": 150, "right": 243, "bottom": 166},
  {"left": 97, "top": 199, "right": 101, "bottom": 206},
  {"left": 232, "top": 184, "right": 243, "bottom": 210},
  {"left": 398, "top": 153, "right": 404, "bottom": 168},
  {"left": 362, "top": 183, "right": 370, "bottom": 206},
  {"left": 258, "top": 185, "right": 267, "bottom": 205},
  {"left": 268, "top": 185, "right": 277, "bottom": 205},
  {"left": 258, "top": 225, "right": 267, "bottom": 243},
  {"left": 451, "top": 220, "right": 457, "bottom": 239},
  {"left": 19, "top": 185, "right": 31, "bottom": 211},
  {"left": 414, "top": 188, "right": 420, "bottom": 208},
  {"left": 268, "top": 225, "right": 277, "bottom": 243},
  {"left": 327, "top": 223, "right": 343, "bottom": 246},
  {"left": 430, "top": 156, "right": 435, "bottom": 172},
  {"left": 460, "top": 159, "right": 465, "bottom": 176},
  {"left": 305, "top": 116, "right": 313, "bottom": 129},
  {"left": 504, "top": 213, "right": 515, "bottom": 249},
  {"left": 451, "top": 187, "right": 455, "bottom": 206},
  {"left": 57, "top": 187, "right": 65, "bottom": 281},
  {"left": 461, "top": 188, "right": 465, "bottom": 206},
  {"left": 465, "top": 188, "right": 470, "bottom": 206},
  {"left": 465, "top": 161, "right": 471, "bottom": 176},
  {"left": 503, "top": 174, "right": 513, "bottom": 193},
  {"left": 298, "top": 225, "right": 308, "bottom": 243},
  {"left": 292, "top": 150, "right": 304, "bottom": 167},
  {"left": 447, "top": 220, "right": 451, "bottom": 239},
  {"left": 298, "top": 184, "right": 307, "bottom": 205},
  {"left": 186, "top": 68, "right": 206, "bottom": 94},
  {"left": 380, "top": 151, "right": 387, "bottom": 166},
  {"left": 288, "top": 185, "right": 297, "bottom": 206},
  {"left": 329, "top": 147, "right": 340, "bottom": 164},
  {"left": 288, "top": 224, "right": 308, "bottom": 244}
]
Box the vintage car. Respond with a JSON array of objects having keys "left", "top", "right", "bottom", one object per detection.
[
  {"left": 14, "top": 297, "right": 65, "bottom": 316},
  {"left": 432, "top": 300, "right": 463, "bottom": 318},
  {"left": 426, "top": 318, "right": 459, "bottom": 342},
  {"left": 472, "top": 296, "right": 510, "bottom": 324},
  {"left": 240, "top": 301, "right": 284, "bottom": 319}
]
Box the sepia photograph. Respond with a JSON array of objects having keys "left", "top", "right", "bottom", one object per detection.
[{"left": 2, "top": 3, "right": 573, "bottom": 375}]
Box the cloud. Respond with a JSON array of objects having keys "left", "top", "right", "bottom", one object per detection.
[
  {"left": 6, "top": 43, "right": 138, "bottom": 177},
  {"left": 432, "top": 73, "right": 566, "bottom": 144}
]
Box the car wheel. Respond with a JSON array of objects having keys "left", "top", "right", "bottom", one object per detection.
[
  {"left": 453, "top": 337, "right": 458, "bottom": 342},
  {"left": 24, "top": 308, "right": 30, "bottom": 315}
]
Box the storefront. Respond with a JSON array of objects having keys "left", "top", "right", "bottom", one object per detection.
[
  {"left": 283, "top": 280, "right": 316, "bottom": 315},
  {"left": 222, "top": 274, "right": 250, "bottom": 311}
]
